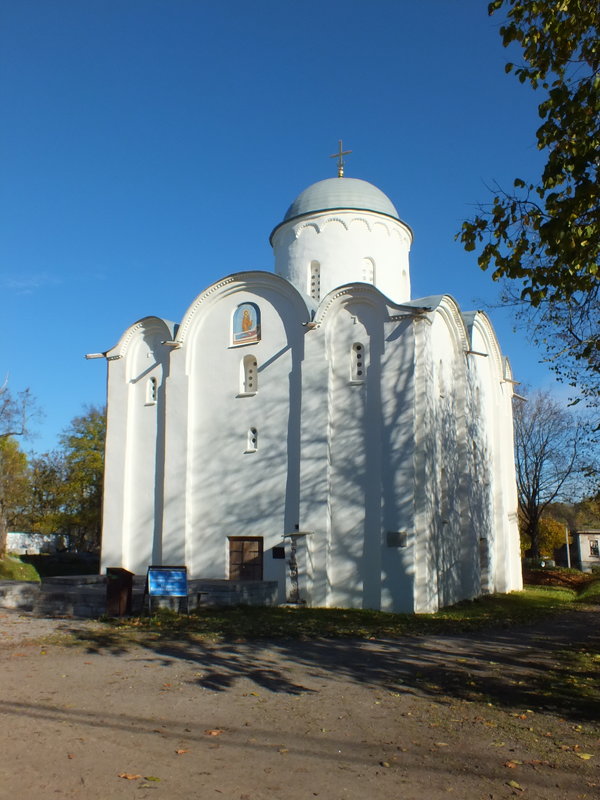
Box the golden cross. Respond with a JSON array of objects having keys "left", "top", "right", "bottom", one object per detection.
[{"left": 329, "top": 139, "right": 352, "bottom": 177}]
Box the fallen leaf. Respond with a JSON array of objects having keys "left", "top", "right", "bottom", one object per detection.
[
  {"left": 507, "top": 780, "right": 523, "bottom": 791},
  {"left": 576, "top": 753, "right": 593, "bottom": 760},
  {"left": 175, "top": 749, "right": 189, "bottom": 755},
  {"left": 144, "top": 776, "right": 161, "bottom": 781},
  {"left": 435, "top": 742, "right": 449, "bottom": 747},
  {"left": 67, "top": 754, "right": 75, "bottom": 759},
  {"left": 204, "top": 729, "right": 224, "bottom": 736},
  {"left": 118, "top": 773, "right": 142, "bottom": 780}
]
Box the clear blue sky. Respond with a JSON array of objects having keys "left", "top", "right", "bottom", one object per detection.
[{"left": 1, "top": 0, "right": 561, "bottom": 453}]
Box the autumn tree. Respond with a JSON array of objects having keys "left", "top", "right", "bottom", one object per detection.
[
  {"left": 459, "top": 1, "right": 599, "bottom": 404},
  {"left": 0, "top": 437, "right": 30, "bottom": 553},
  {"left": 0, "top": 382, "right": 38, "bottom": 555},
  {"left": 25, "top": 451, "right": 69, "bottom": 536},
  {"left": 547, "top": 494, "right": 600, "bottom": 530},
  {"left": 59, "top": 406, "right": 106, "bottom": 552},
  {"left": 514, "top": 390, "right": 596, "bottom": 558}
]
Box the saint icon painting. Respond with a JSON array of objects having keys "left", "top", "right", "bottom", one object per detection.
[{"left": 232, "top": 303, "right": 260, "bottom": 345}]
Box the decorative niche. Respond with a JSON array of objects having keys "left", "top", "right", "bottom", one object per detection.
[{"left": 231, "top": 302, "right": 261, "bottom": 347}]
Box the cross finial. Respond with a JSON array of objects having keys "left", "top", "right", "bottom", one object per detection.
[{"left": 329, "top": 139, "right": 352, "bottom": 177}]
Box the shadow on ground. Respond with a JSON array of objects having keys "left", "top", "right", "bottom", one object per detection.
[{"left": 62, "top": 606, "right": 600, "bottom": 720}]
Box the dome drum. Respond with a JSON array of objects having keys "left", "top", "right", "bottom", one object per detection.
[{"left": 271, "top": 177, "right": 412, "bottom": 305}]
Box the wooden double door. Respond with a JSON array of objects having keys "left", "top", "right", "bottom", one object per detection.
[{"left": 229, "top": 537, "right": 263, "bottom": 581}]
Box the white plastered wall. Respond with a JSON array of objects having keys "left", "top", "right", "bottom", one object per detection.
[
  {"left": 468, "top": 313, "right": 522, "bottom": 595},
  {"left": 429, "top": 299, "right": 478, "bottom": 610},
  {"left": 160, "top": 272, "right": 309, "bottom": 602},
  {"left": 299, "top": 285, "right": 418, "bottom": 612},
  {"left": 101, "top": 316, "right": 174, "bottom": 574},
  {"left": 272, "top": 211, "right": 412, "bottom": 305}
]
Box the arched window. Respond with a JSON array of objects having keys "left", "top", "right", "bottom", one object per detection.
[
  {"left": 362, "top": 257, "right": 375, "bottom": 283},
  {"left": 247, "top": 427, "right": 258, "bottom": 452},
  {"left": 240, "top": 355, "right": 258, "bottom": 395},
  {"left": 350, "top": 342, "right": 365, "bottom": 382},
  {"left": 309, "top": 261, "right": 321, "bottom": 301},
  {"left": 146, "top": 377, "right": 158, "bottom": 405}
]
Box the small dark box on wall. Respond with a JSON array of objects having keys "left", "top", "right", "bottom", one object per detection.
[{"left": 386, "top": 531, "right": 408, "bottom": 548}]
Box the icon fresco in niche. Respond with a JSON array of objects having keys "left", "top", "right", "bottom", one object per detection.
[{"left": 232, "top": 303, "right": 261, "bottom": 346}]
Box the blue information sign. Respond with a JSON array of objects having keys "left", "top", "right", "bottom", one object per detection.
[{"left": 147, "top": 566, "right": 188, "bottom": 597}]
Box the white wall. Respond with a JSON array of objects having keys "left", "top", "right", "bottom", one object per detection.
[
  {"left": 101, "top": 317, "right": 173, "bottom": 574},
  {"left": 163, "top": 273, "right": 309, "bottom": 602},
  {"left": 273, "top": 211, "right": 412, "bottom": 305}
]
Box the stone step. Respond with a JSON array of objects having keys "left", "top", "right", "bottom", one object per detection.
[
  {"left": 0, "top": 581, "right": 41, "bottom": 611},
  {"left": 1, "top": 577, "right": 279, "bottom": 617}
]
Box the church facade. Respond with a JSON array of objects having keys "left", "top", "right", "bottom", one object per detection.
[{"left": 100, "top": 173, "right": 523, "bottom": 613}]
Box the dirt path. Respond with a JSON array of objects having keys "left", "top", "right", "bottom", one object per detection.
[{"left": 0, "top": 608, "right": 598, "bottom": 800}]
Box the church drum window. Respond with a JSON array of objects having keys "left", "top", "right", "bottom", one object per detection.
[
  {"left": 362, "top": 257, "right": 375, "bottom": 284},
  {"left": 309, "top": 261, "right": 321, "bottom": 302}
]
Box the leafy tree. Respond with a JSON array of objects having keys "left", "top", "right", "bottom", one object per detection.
[
  {"left": 0, "top": 382, "right": 38, "bottom": 555},
  {"left": 521, "top": 516, "right": 569, "bottom": 558},
  {"left": 548, "top": 494, "right": 600, "bottom": 530},
  {"left": 0, "top": 437, "right": 30, "bottom": 554},
  {"left": 458, "top": 1, "right": 599, "bottom": 403},
  {"left": 59, "top": 406, "right": 106, "bottom": 552},
  {"left": 25, "top": 451, "right": 69, "bottom": 536},
  {"left": 514, "top": 390, "right": 596, "bottom": 558}
]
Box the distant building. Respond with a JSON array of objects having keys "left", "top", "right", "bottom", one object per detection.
[
  {"left": 575, "top": 530, "right": 600, "bottom": 572},
  {"left": 7, "top": 532, "right": 69, "bottom": 555},
  {"left": 99, "top": 165, "right": 522, "bottom": 612}
]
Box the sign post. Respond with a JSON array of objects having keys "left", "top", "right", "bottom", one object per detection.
[{"left": 146, "top": 566, "right": 189, "bottom": 614}]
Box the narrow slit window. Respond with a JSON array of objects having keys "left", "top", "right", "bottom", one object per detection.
[
  {"left": 240, "top": 354, "right": 258, "bottom": 394},
  {"left": 146, "top": 377, "right": 158, "bottom": 404},
  {"left": 309, "top": 261, "right": 321, "bottom": 302},
  {"left": 350, "top": 342, "right": 365, "bottom": 382},
  {"left": 362, "top": 257, "right": 375, "bottom": 283},
  {"left": 247, "top": 427, "right": 258, "bottom": 452}
]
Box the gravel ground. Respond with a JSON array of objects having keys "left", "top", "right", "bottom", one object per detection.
[{"left": 1, "top": 608, "right": 598, "bottom": 800}]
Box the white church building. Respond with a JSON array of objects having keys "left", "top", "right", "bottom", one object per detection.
[{"left": 99, "top": 161, "right": 522, "bottom": 613}]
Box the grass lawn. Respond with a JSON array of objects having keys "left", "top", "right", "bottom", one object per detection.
[
  {"left": 105, "top": 572, "right": 600, "bottom": 641},
  {"left": 0, "top": 555, "right": 41, "bottom": 582}
]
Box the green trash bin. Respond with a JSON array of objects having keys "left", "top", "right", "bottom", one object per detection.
[{"left": 106, "top": 567, "right": 134, "bottom": 616}]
